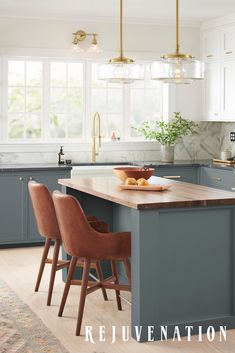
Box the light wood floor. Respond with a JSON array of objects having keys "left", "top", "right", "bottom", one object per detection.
[{"left": 0, "top": 246, "right": 235, "bottom": 353}]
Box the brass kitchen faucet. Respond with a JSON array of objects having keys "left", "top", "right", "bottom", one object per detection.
[{"left": 92, "top": 112, "right": 101, "bottom": 163}]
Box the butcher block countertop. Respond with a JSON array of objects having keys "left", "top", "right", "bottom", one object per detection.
[{"left": 59, "top": 175, "right": 235, "bottom": 210}]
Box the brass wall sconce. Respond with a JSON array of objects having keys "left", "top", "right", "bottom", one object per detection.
[{"left": 72, "top": 30, "right": 102, "bottom": 53}]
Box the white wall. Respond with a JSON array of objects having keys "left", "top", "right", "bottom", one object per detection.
[{"left": 0, "top": 17, "right": 200, "bottom": 55}]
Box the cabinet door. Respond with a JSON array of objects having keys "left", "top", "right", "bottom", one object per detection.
[
  {"left": 221, "top": 61, "right": 235, "bottom": 120},
  {"left": 222, "top": 24, "right": 235, "bottom": 59},
  {"left": 27, "top": 171, "right": 70, "bottom": 242},
  {"left": 154, "top": 166, "right": 197, "bottom": 184},
  {"left": 202, "top": 29, "right": 220, "bottom": 62},
  {"left": 200, "top": 167, "right": 233, "bottom": 191},
  {"left": 203, "top": 62, "right": 220, "bottom": 121},
  {"left": 0, "top": 174, "right": 25, "bottom": 244}
]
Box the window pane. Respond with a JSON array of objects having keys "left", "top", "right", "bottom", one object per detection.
[
  {"left": 25, "top": 114, "right": 41, "bottom": 138},
  {"left": 92, "top": 63, "right": 106, "bottom": 88},
  {"left": 8, "top": 114, "right": 25, "bottom": 139},
  {"left": 68, "top": 63, "right": 83, "bottom": 86},
  {"left": 107, "top": 89, "right": 122, "bottom": 113},
  {"left": 107, "top": 114, "right": 122, "bottom": 139},
  {"left": 92, "top": 89, "right": 106, "bottom": 112},
  {"left": 68, "top": 116, "right": 83, "bottom": 138},
  {"left": 130, "top": 89, "right": 145, "bottom": 114},
  {"left": 8, "top": 87, "right": 25, "bottom": 113},
  {"left": 26, "top": 61, "right": 42, "bottom": 86},
  {"left": 51, "top": 62, "right": 66, "bottom": 86},
  {"left": 145, "top": 89, "right": 161, "bottom": 114},
  {"left": 26, "top": 88, "right": 42, "bottom": 113},
  {"left": 50, "top": 114, "right": 66, "bottom": 138},
  {"left": 8, "top": 61, "right": 25, "bottom": 86},
  {"left": 67, "top": 88, "right": 82, "bottom": 114},
  {"left": 50, "top": 88, "right": 67, "bottom": 113}
]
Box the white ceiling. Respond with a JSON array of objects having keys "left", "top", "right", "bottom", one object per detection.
[{"left": 0, "top": 0, "right": 234, "bottom": 24}]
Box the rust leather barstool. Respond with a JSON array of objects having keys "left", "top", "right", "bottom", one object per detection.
[
  {"left": 28, "top": 181, "right": 108, "bottom": 306},
  {"left": 53, "top": 191, "right": 131, "bottom": 336}
]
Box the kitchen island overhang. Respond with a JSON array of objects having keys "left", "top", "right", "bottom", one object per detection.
[{"left": 58, "top": 175, "right": 235, "bottom": 342}]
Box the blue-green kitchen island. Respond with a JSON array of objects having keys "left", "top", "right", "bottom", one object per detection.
[{"left": 59, "top": 175, "right": 235, "bottom": 342}]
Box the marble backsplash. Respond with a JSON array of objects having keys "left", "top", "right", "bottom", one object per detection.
[{"left": 0, "top": 122, "right": 234, "bottom": 164}]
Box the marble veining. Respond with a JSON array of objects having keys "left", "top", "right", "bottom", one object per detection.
[{"left": 0, "top": 122, "right": 234, "bottom": 164}]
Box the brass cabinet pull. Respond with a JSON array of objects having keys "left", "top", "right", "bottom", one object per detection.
[
  {"left": 206, "top": 54, "right": 213, "bottom": 58},
  {"left": 211, "top": 176, "right": 222, "bottom": 181},
  {"left": 163, "top": 175, "right": 181, "bottom": 179},
  {"left": 28, "top": 176, "right": 33, "bottom": 181},
  {"left": 225, "top": 51, "right": 233, "bottom": 54},
  {"left": 19, "top": 176, "right": 23, "bottom": 181}
]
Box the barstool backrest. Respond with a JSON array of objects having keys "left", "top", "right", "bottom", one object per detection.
[
  {"left": 28, "top": 181, "right": 61, "bottom": 239},
  {"left": 53, "top": 191, "right": 99, "bottom": 258}
]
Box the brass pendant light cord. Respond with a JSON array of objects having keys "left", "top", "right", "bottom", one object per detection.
[
  {"left": 176, "top": 0, "right": 180, "bottom": 55},
  {"left": 120, "top": 0, "right": 123, "bottom": 59}
]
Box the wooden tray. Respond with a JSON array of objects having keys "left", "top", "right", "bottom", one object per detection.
[
  {"left": 213, "top": 158, "right": 235, "bottom": 164},
  {"left": 119, "top": 183, "right": 172, "bottom": 191}
]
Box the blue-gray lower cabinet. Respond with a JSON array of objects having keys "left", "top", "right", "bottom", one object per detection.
[
  {"left": 200, "top": 167, "right": 234, "bottom": 191},
  {"left": 0, "top": 169, "right": 70, "bottom": 247},
  {"left": 154, "top": 165, "right": 199, "bottom": 184},
  {"left": 0, "top": 174, "right": 25, "bottom": 244}
]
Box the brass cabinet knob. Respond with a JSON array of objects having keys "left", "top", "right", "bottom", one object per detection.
[
  {"left": 19, "top": 177, "right": 23, "bottom": 181},
  {"left": 29, "top": 177, "right": 33, "bottom": 181}
]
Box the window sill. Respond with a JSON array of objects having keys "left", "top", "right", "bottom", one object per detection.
[{"left": 0, "top": 140, "right": 160, "bottom": 153}]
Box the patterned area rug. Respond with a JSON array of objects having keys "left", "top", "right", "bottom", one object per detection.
[{"left": 0, "top": 279, "right": 69, "bottom": 353}]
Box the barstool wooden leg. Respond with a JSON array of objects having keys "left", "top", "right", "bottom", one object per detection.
[
  {"left": 58, "top": 256, "right": 77, "bottom": 317},
  {"left": 35, "top": 238, "right": 51, "bottom": 292},
  {"left": 124, "top": 258, "right": 131, "bottom": 285},
  {"left": 95, "top": 261, "right": 108, "bottom": 301},
  {"left": 111, "top": 261, "right": 122, "bottom": 311},
  {"left": 47, "top": 239, "right": 61, "bottom": 306},
  {"left": 76, "top": 258, "right": 91, "bottom": 336}
]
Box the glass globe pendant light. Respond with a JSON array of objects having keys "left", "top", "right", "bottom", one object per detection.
[
  {"left": 151, "top": 0, "right": 204, "bottom": 84},
  {"left": 98, "top": 0, "right": 144, "bottom": 84}
]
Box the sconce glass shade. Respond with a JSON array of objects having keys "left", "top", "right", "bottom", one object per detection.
[
  {"left": 151, "top": 58, "right": 205, "bottom": 84},
  {"left": 87, "top": 43, "right": 103, "bottom": 53},
  {"left": 98, "top": 61, "right": 145, "bottom": 84},
  {"left": 72, "top": 43, "right": 84, "bottom": 52}
]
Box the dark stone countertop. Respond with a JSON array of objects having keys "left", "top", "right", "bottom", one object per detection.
[
  {"left": 134, "top": 160, "right": 235, "bottom": 171},
  {"left": 0, "top": 163, "right": 72, "bottom": 172},
  {"left": 0, "top": 160, "right": 234, "bottom": 172}
]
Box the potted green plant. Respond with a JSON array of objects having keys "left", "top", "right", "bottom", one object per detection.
[{"left": 135, "top": 112, "right": 198, "bottom": 162}]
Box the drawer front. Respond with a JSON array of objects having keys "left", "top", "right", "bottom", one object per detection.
[
  {"left": 200, "top": 167, "right": 233, "bottom": 191},
  {"left": 154, "top": 166, "right": 197, "bottom": 184}
]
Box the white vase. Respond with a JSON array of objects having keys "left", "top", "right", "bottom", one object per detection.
[{"left": 160, "top": 145, "right": 174, "bottom": 163}]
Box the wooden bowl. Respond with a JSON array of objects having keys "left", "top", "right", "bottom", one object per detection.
[{"left": 113, "top": 167, "right": 154, "bottom": 182}]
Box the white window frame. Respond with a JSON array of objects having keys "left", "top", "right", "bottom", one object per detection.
[{"left": 0, "top": 53, "right": 169, "bottom": 153}]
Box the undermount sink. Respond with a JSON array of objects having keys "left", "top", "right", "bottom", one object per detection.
[
  {"left": 71, "top": 162, "right": 130, "bottom": 166},
  {"left": 71, "top": 163, "right": 135, "bottom": 177}
]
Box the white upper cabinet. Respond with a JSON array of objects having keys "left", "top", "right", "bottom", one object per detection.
[
  {"left": 203, "top": 62, "right": 220, "bottom": 121},
  {"left": 201, "top": 17, "right": 235, "bottom": 121},
  {"left": 221, "top": 24, "right": 235, "bottom": 59},
  {"left": 221, "top": 61, "right": 235, "bottom": 120},
  {"left": 202, "top": 29, "right": 220, "bottom": 62}
]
